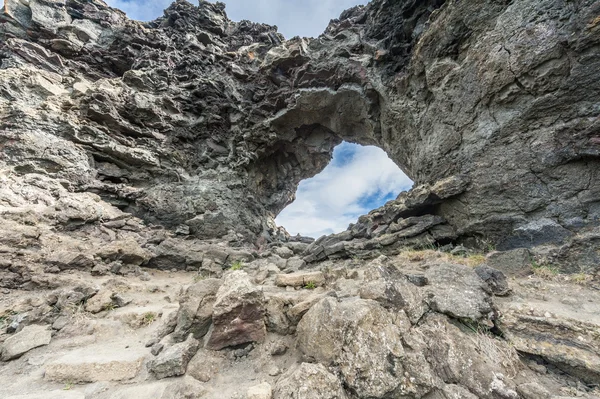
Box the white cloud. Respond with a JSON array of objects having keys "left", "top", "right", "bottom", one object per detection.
[
  {"left": 276, "top": 143, "right": 413, "bottom": 238},
  {"left": 104, "top": 0, "right": 368, "bottom": 37},
  {"left": 219, "top": 0, "right": 368, "bottom": 37}
]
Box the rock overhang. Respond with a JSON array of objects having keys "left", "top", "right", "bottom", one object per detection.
[{"left": 0, "top": 0, "right": 598, "bottom": 267}]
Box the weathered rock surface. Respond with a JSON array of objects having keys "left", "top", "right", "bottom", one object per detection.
[
  {"left": 247, "top": 382, "right": 272, "bottom": 399},
  {"left": 96, "top": 377, "right": 207, "bottom": 399},
  {"left": 475, "top": 265, "right": 511, "bottom": 296},
  {"left": 172, "top": 278, "right": 221, "bottom": 342},
  {"left": 0, "top": 0, "right": 597, "bottom": 266},
  {"left": 205, "top": 271, "right": 266, "bottom": 350},
  {"left": 275, "top": 271, "right": 325, "bottom": 288},
  {"left": 186, "top": 349, "right": 226, "bottom": 383},
  {"left": 424, "top": 262, "right": 494, "bottom": 321},
  {"left": 501, "top": 304, "right": 600, "bottom": 384},
  {"left": 297, "top": 297, "right": 405, "bottom": 397},
  {"left": 0, "top": 325, "right": 51, "bottom": 361},
  {"left": 147, "top": 335, "right": 199, "bottom": 379},
  {"left": 273, "top": 363, "right": 348, "bottom": 399},
  {"left": 44, "top": 343, "right": 146, "bottom": 383},
  {"left": 359, "top": 256, "right": 427, "bottom": 323}
]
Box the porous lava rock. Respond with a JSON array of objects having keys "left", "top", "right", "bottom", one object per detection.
[{"left": 1, "top": 0, "right": 598, "bottom": 267}]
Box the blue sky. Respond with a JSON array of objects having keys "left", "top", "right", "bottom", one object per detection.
[
  {"left": 275, "top": 142, "right": 413, "bottom": 238},
  {"left": 105, "top": 1, "right": 414, "bottom": 237},
  {"left": 105, "top": 0, "right": 368, "bottom": 38}
]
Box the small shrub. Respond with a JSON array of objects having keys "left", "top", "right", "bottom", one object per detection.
[
  {"left": 193, "top": 274, "right": 205, "bottom": 283},
  {"left": 462, "top": 254, "right": 486, "bottom": 267},
  {"left": 63, "top": 381, "right": 74, "bottom": 391},
  {"left": 571, "top": 273, "right": 591, "bottom": 285},
  {"left": 304, "top": 281, "right": 316, "bottom": 290},
  {"left": 142, "top": 312, "right": 157, "bottom": 326},
  {"left": 230, "top": 260, "right": 244, "bottom": 271},
  {"left": 532, "top": 262, "right": 559, "bottom": 279},
  {"left": 103, "top": 302, "right": 116, "bottom": 312}
]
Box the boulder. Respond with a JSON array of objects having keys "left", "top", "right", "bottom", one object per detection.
[
  {"left": 273, "top": 246, "right": 294, "bottom": 259},
  {"left": 287, "top": 292, "right": 333, "bottom": 325},
  {"left": 172, "top": 278, "right": 221, "bottom": 342},
  {"left": 424, "top": 263, "right": 494, "bottom": 321},
  {"left": 297, "top": 297, "right": 403, "bottom": 398},
  {"left": 1, "top": 325, "right": 52, "bottom": 361},
  {"left": 146, "top": 306, "right": 179, "bottom": 346},
  {"left": 264, "top": 293, "right": 293, "bottom": 334},
  {"left": 97, "top": 376, "right": 207, "bottom": 399},
  {"left": 187, "top": 349, "right": 226, "bottom": 382},
  {"left": 85, "top": 289, "right": 116, "bottom": 313},
  {"left": 273, "top": 363, "right": 347, "bottom": 399},
  {"left": 500, "top": 306, "right": 600, "bottom": 384},
  {"left": 275, "top": 271, "right": 325, "bottom": 288},
  {"left": 95, "top": 239, "right": 152, "bottom": 266},
  {"left": 474, "top": 265, "right": 510, "bottom": 296},
  {"left": 205, "top": 271, "right": 266, "bottom": 350},
  {"left": 415, "top": 314, "right": 521, "bottom": 398},
  {"left": 486, "top": 249, "right": 533, "bottom": 277},
  {"left": 147, "top": 335, "right": 200, "bottom": 379},
  {"left": 359, "top": 260, "right": 427, "bottom": 324},
  {"left": 46, "top": 251, "right": 95, "bottom": 271}
]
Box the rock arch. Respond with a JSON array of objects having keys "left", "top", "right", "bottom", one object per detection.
[{"left": 1, "top": 0, "right": 599, "bottom": 268}]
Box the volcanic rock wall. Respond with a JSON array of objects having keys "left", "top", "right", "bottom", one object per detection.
[{"left": 1, "top": 0, "right": 599, "bottom": 265}]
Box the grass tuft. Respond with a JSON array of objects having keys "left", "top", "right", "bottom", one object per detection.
[{"left": 230, "top": 260, "right": 244, "bottom": 271}]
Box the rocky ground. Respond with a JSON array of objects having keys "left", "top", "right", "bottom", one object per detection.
[{"left": 1, "top": 242, "right": 599, "bottom": 399}]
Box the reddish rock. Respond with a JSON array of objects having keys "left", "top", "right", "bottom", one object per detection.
[{"left": 205, "top": 271, "right": 266, "bottom": 350}]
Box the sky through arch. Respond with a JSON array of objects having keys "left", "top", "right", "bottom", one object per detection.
[
  {"left": 276, "top": 142, "right": 413, "bottom": 238},
  {"left": 104, "top": 0, "right": 369, "bottom": 38}
]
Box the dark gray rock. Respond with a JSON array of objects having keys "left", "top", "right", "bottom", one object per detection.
[
  {"left": 487, "top": 249, "right": 533, "bottom": 277},
  {"left": 172, "top": 278, "right": 221, "bottom": 342},
  {"left": 0, "top": 0, "right": 597, "bottom": 268},
  {"left": 425, "top": 263, "right": 494, "bottom": 322},
  {"left": 147, "top": 335, "right": 199, "bottom": 380},
  {"left": 474, "top": 265, "right": 511, "bottom": 296}
]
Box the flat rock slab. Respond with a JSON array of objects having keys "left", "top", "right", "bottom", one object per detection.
[
  {"left": 97, "top": 377, "right": 207, "bottom": 399},
  {"left": 6, "top": 391, "right": 85, "bottom": 399},
  {"left": 275, "top": 271, "right": 325, "bottom": 287},
  {"left": 44, "top": 343, "right": 147, "bottom": 383},
  {"left": 247, "top": 382, "right": 272, "bottom": 399},
  {"left": 1, "top": 325, "right": 52, "bottom": 361}
]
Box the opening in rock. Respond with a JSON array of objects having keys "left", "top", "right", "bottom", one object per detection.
[
  {"left": 276, "top": 142, "right": 413, "bottom": 239},
  {"left": 104, "top": 0, "right": 368, "bottom": 38}
]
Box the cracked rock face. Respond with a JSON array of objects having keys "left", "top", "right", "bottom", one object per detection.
[{"left": 1, "top": 0, "right": 599, "bottom": 265}]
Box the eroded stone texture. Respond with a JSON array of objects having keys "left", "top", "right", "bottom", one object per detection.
[
  {"left": 297, "top": 297, "right": 405, "bottom": 398},
  {"left": 0, "top": 0, "right": 598, "bottom": 265},
  {"left": 273, "top": 363, "right": 347, "bottom": 399},
  {"left": 147, "top": 335, "right": 200, "bottom": 380},
  {"left": 172, "top": 278, "right": 221, "bottom": 342},
  {"left": 0, "top": 325, "right": 51, "bottom": 361},
  {"left": 424, "top": 263, "right": 494, "bottom": 322},
  {"left": 205, "top": 271, "right": 266, "bottom": 350}
]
